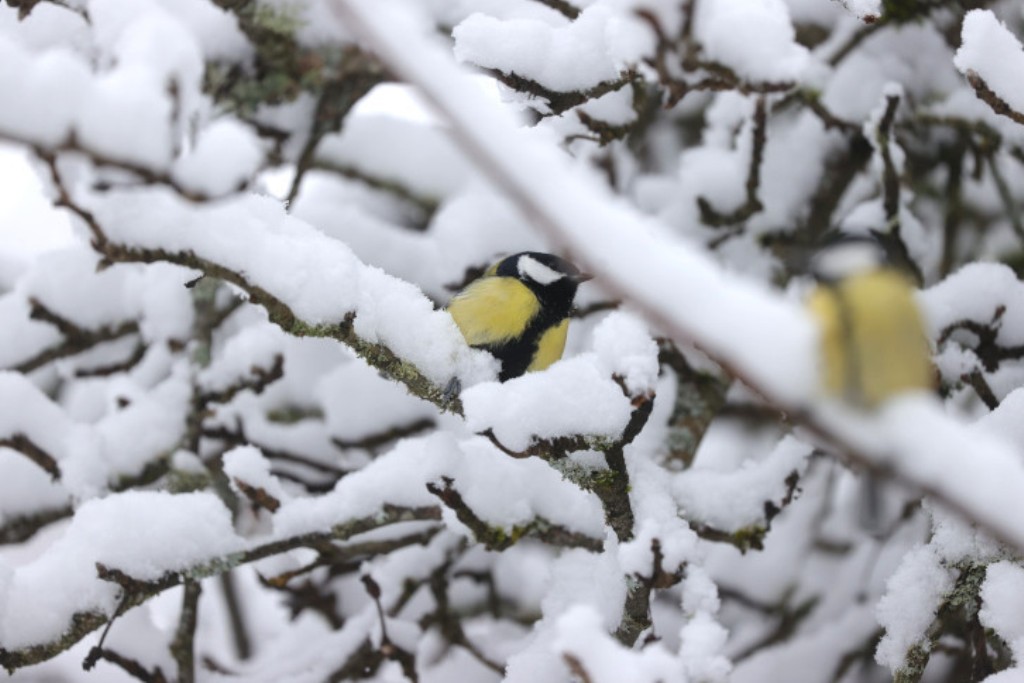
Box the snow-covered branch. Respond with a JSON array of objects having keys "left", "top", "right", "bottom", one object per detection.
[
  {"left": 0, "top": 499, "right": 441, "bottom": 672},
  {"left": 332, "top": 0, "right": 1024, "bottom": 555},
  {"left": 5, "top": 0, "right": 1024, "bottom": 679}
]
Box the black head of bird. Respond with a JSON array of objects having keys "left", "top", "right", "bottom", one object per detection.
[{"left": 447, "top": 252, "right": 592, "bottom": 381}]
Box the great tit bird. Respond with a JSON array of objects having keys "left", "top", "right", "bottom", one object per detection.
[
  {"left": 805, "top": 237, "right": 934, "bottom": 534},
  {"left": 448, "top": 252, "right": 592, "bottom": 381},
  {"left": 806, "top": 239, "right": 933, "bottom": 408}
]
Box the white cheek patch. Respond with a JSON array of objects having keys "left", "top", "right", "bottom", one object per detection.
[
  {"left": 518, "top": 255, "right": 563, "bottom": 285},
  {"left": 813, "top": 243, "right": 885, "bottom": 280}
]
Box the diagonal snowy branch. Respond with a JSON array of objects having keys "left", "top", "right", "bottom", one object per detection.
[
  {"left": 330, "top": 0, "right": 1024, "bottom": 554},
  {"left": 32, "top": 158, "right": 491, "bottom": 414}
]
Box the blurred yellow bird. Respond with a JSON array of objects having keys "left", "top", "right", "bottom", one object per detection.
[
  {"left": 806, "top": 240, "right": 933, "bottom": 407},
  {"left": 807, "top": 238, "right": 934, "bottom": 533}
]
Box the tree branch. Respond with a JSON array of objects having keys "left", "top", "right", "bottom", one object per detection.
[
  {"left": 0, "top": 434, "right": 60, "bottom": 480},
  {"left": 309, "top": 159, "right": 440, "bottom": 226},
  {"left": 937, "top": 308, "right": 1024, "bottom": 374},
  {"left": 332, "top": 417, "right": 436, "bottom": 452},
  {"left": 875, "top": 92, "right": 902, "bottom": 232},
  {"left": 485, "top": 68, "right": 635, "bottom": 117},
  {"left": 615, "top": 539, "right": 685, "bottom": 645},
  {"left": 169, "top": 581, "right": 202, "bottom": 683},
  {"left": 965, "top": 70, "right": 1024, "bottom": 127},
  {"left": 635, "top": 9, "right": 795, "bottom": 108},
  {"left": 426, "top": 476, "right": 603, "bottom": 552},
  {"left": 658, "top": 341, "right": 730, "bottom": 469},
  {"left": 0, "top": 506, "right": 72, "bottom": 545},
  {"left": 688, "top": 470, "right": 801, "bottom": 553},
  {"left": 74, "top": 342, "right": 148, "bottom": 378},
  {"left": 420, "top": 555, "right": 505, "bottom": 674},
  {"left": 111, "top": 241, "right": 461, "bottom": 415},
  {"left": 83, "top": 647, "right": 167, "bottom": 683},
  {"left": 530, "top": 0, "right": 580, "bottom": 19},
  {"left": 27, "top": 145, "right": 465, "bottom": 417},
  {"left": 285, "top": 54, "right": 386, "bottom": 204},
  {"left": 198, "top": 354, "right": 285, "bottom": 406},
  {"left": 1, "top": 0, "right": 88, "bottom": 22},
  {"left": 232, "top": 477, "right": 282, "bottom": 513},
  {"left": 10, "top": 298, "right": 140, "bottom": 375},
  {"left": 0, "top": 505, "right": 441, "bottom": 672},
  {"left": 697, "top": 96, "right": 768, "bottom": 227}
]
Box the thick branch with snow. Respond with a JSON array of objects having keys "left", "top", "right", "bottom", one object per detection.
[{"left": 2, "top": 0, "right": 1024, "bottom": 681}]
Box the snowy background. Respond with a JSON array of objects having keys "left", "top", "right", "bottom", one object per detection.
[{"left": 3, "top": 0, "right": 1024, "bottom": 681}]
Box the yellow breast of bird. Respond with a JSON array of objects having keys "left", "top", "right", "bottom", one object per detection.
[
  {"left": 527, "top": 319, "right": 569, "bottom": 372},
  {"left": 808, "top": 269, "right": 933, "bottom": 408},
  {"left": 448, "top": 277, "right": 541, "bottom": 346}
]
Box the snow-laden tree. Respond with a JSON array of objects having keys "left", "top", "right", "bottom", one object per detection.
[{"left": 3, "top": 0, "right": 1024, "bottom": 681}]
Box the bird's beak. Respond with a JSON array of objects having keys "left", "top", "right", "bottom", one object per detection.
[{"left": 573, "top": 272, "right": 594, "bottom": 284}]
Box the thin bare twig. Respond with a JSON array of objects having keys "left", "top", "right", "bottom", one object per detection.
[
  {"left": 11, "top": 298, "right": 140, "bottom": 375},
  {"left": 332, "top": 417, "right": 436, "bottom": 451},
  {"left": 698, "top": 96, "right": 768, "bottom": 227},
  {"left": 426, "top": 476, "right": 603, "bottom": 551},
  {"left": 0, "top": 434, "right": 60, "bottom": 480},
  {"left": 965, "top": 70, "right": 1024, "bottom": 127},
  {"left": 530, "top": 0, "right": 580, "bottom": 19},
  {"left": 486, "top": 68, "right": 635, "bottom": 117},
  {"left": 198, "top": 354, "right": 285, "bottom": 405}
]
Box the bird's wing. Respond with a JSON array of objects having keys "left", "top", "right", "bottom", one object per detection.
[{"left": 447, "top": 277, "right": 540, "bottom": 347}]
